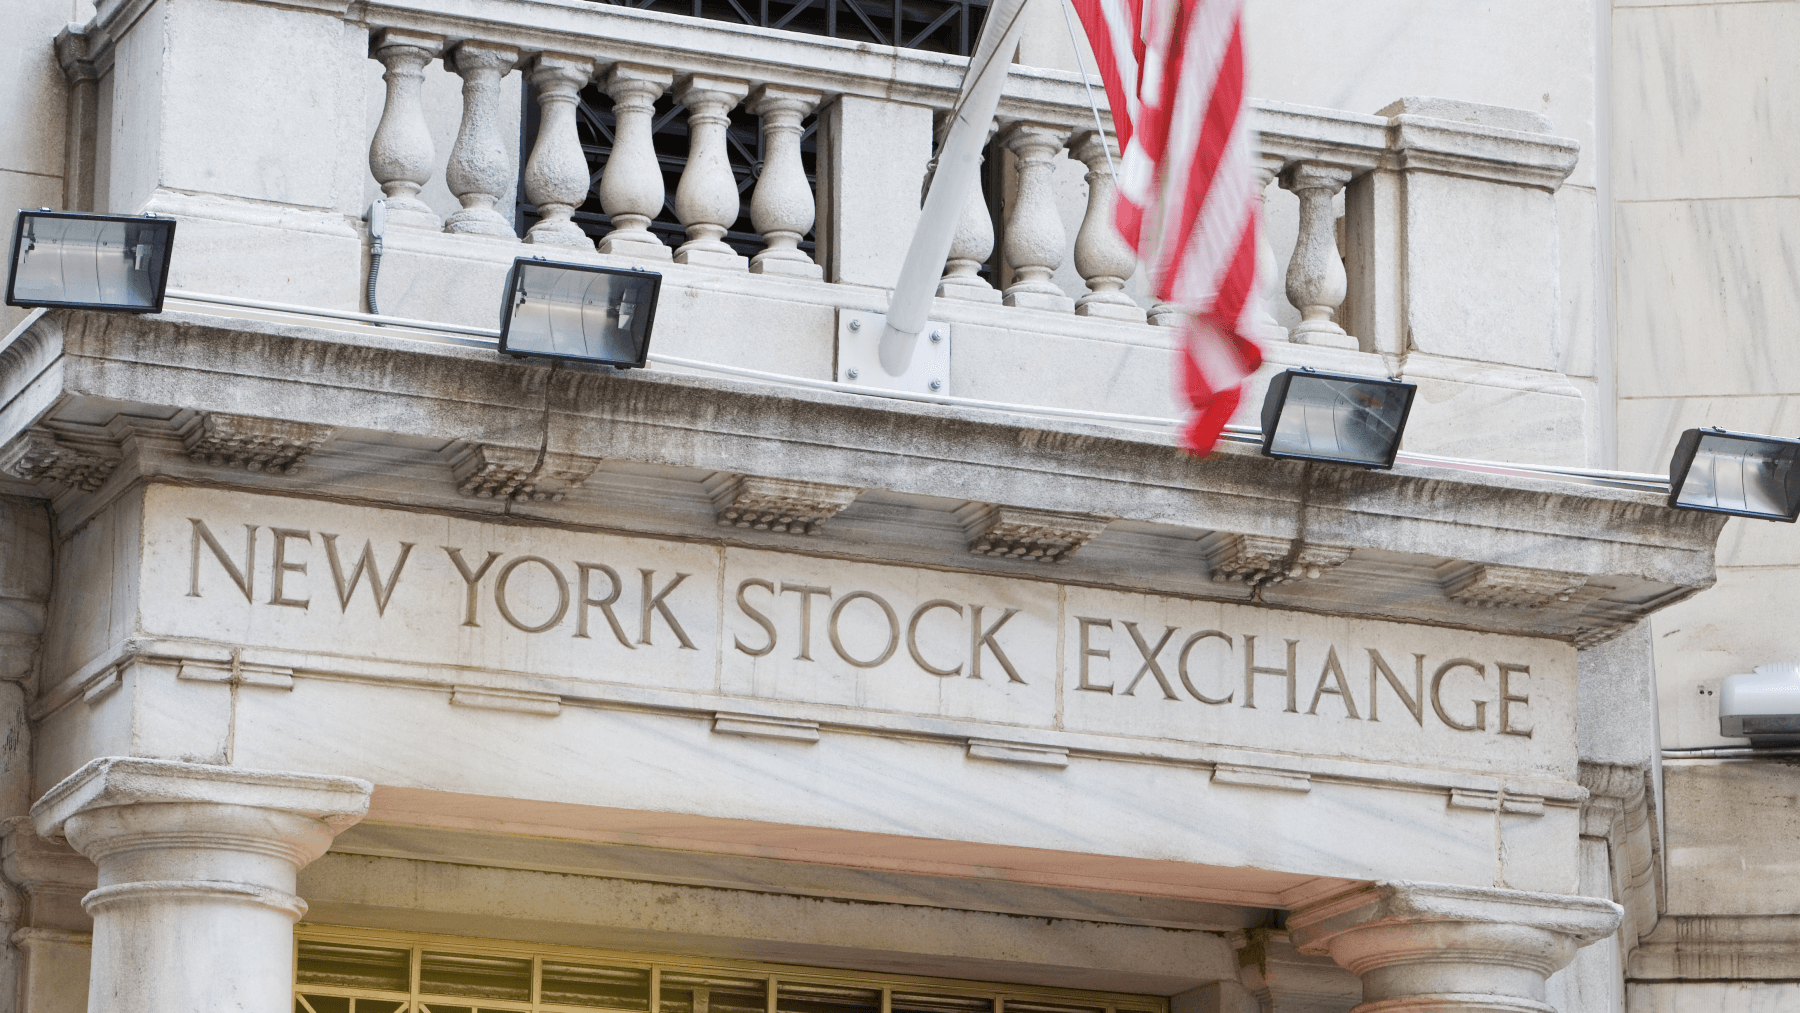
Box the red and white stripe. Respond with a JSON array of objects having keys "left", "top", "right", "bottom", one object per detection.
[{"left": 1071, "top": 0, "right": 1262, "bottom": 455}]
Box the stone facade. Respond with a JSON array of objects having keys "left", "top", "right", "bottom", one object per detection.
[{"left": 0, "top": 0, "right": 1793, "bottom": 1012}]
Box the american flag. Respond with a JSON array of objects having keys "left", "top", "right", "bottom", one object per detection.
[{"left": 1071, "top": 0, "right": 1263, "bottom": 455}]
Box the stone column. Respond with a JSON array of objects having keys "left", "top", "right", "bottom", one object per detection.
[
  {"left": 598, "top": 63, "right": 676, "bottom": 259},
  {"left": 368, "top": 29, "right": 446, "bottom": 230},
  {"left": 1288, "top": 881, "right": 1621, "bottom": 1013},
  {"left": 523, "top": 53, "right": 599, "bottom": 248},
  {"left": 998, "top": 121, "right": 1075, "bottom": 312},
  {"left": 31, "top": 758, "right": 371, "bottom": 1013},
  {"left": 444, "top": 41, "right": 522, "bottom": 237},
  {"left": 747, "top": 84, "right": 823, "bottom": 278},
  {"left": 1279, "top": 161, "right": 1357, "bottom": 349},
  {"left": 673, "top": 74, "right": 752, "bottom": 269}
]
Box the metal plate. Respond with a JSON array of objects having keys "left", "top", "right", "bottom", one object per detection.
[{"left": 834, "top": 310, "right": 951, "bottom": 395}]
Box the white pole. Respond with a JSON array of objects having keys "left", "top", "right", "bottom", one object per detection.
[{"left": 877, "top": 0, "right": 1034, "bottom": 376}]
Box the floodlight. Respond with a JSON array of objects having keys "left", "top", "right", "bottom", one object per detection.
[
  {"left": 498, "top": 258, "right": 661, "bottom": 368},
  {"left": 1667, "top": 428, "right": 1800, "bottom": 522},
  {"left": 1720, "top": 662, "right": 1800, "bottom": 742},
  {"left": 6, "top": 209, "right": 176, "bottom": 312},
  {"left": 1260, "top": 368, "right": 1416, "bottom": 469}
]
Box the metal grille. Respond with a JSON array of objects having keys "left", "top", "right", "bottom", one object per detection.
[
  {"left": 517, "top": 89, "right": 818, "bottom": 259},
  {"left": 294, "top": 930, "right": 1166, "bottom": 1013},
  {"left": 600, "top": 0, "right": 990, "bottom": 56}
]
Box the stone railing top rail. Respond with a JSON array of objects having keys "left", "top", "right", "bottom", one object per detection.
[{"left": 77, "top": 0, "right": 1578, "bottom": 189}]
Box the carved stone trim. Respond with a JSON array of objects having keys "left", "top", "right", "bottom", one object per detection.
[
  {"left": 958, "top": 505, "right": 1109, "bottom": 563},
  {"left": 450, "top": 445, "right": 598, "bottom": 502},
  {"left": 1443, "top": 564, "right": 1586, "bottom": 609},
  {"left": 1210, "top": 534, "right": 1354, "bottom": 586},
  {"left": 0, "top": 429, "right": 119, "bottom": 493},
  {"left": 182, "top": 413, "right": 335, "bottom": 475},
  {"left": 711, "top": 476, "right": 860, "bottom": 535}
]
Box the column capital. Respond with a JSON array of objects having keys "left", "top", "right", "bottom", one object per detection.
[
  {"left": 32, "top": 757, "right": 370, "bottom": 848},
  {"left": 1290, "top": 881, "right": 1620, "bottom": 1013}
]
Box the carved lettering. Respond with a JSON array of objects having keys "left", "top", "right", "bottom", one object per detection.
[
  {"left": 907, "top": 600, "right": 964, "bottom": 676},
  {"left": 1368, "top": 649, "right": 1424, "bottom": 724},
  {"left": 1498, "top": 662, "right": 1533, "bottom": 737},
  {"left": 1243, "top": 636, "right": 1298, "bottom": 712},
  {"left": 780, "top": 583, "right": 832, "bottom": 660},
  {"left": 444, "top": 548, "right": 503, "bottom": 627},
  {"left": 969, "top": 606, "right": 1024, "bottom": 683},
  {"left": 1178, "top": 630, "right": 1233, "bottom": 704},
  {"left": 640, "top": 570, "right": 696, "bottom": 649},
  {"left": 829, "top": 591, "right": 899, "bottom": 669},
  {"left": 1120, "top": 622, "right": 1181, "bottom": 700},
  {"left": 269, "top": 528, "right": 312, "bottom": 609},
  {"left": 577, "top": 563, "right": 634, "bottom": 648},
  {"left": 320, "top": 534, "right": 413, "bottom": 616},
  {"left": 1431, "top": 658, "right": 1488, "bottom": 731},
  {"left": 1077, "top": 616, "right": 1113, "bottom": 692},
  {"left": 733, "top": 578, "right": 777, "bottom": 657},
  {"left": 189, "top": 518, "right": 256, "bottom": 601},
  {"left": 495, "top": 556, "right": 571, "bottom": 634},
  {"left": 1306, "top": 646, "right": 1360, "bottom": 718}
]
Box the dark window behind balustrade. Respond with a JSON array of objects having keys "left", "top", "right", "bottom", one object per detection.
[{"left": 516, "top": 0, "right": 991, "bottom": 256}]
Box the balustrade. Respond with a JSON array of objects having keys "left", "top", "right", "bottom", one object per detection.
[{"left": 354, "top": 11, "right": 1567, "bottom": 358}]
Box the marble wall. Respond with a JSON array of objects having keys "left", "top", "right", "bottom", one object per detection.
[{"left": 1608, "top": 0, "right": 1800, "bottom": 1009}]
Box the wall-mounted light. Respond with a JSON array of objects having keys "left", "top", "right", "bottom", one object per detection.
[
  {"left": 499, "top": 258, "right": 661, "bottom": 368},
  {"left": 1720, "top": 662, "right": 1800, "bottom": 742},
  {"left": 5, "top": 209, "right": 176, "bottom": 312},
  {"left": 1260, "top": 368, "right": 1417, "bottom": 469},
  {"left": 1668, "top": 427, "right": 1800, "bottom": 522}
]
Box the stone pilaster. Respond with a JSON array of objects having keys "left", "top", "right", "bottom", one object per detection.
[
  {"left": 31, "top": 758, "right": 371, "bottom": 1013},
  {"left": 1289, "top": 881, "right": 1621, "bottom": 1013}
]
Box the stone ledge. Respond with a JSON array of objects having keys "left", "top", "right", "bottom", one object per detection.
[
  {"left": 0, "top": 308, "right": 1723, "bottom": 643},
  {"left": 32, "top": 757, "right": 373, "bottom": 840}
]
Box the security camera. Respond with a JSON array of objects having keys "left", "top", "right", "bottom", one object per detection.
[{"left": 1720, "top": 663, "right": 1800, "bottom": 743}]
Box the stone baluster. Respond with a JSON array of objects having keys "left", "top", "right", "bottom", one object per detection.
[
  {"left": 598, "top": 64, "right": 675, "bottom": 259},
  {"left": 1280, "top": 161, "right": 1357, "bottom": 348},
  {"left": 936, "top": 120, "right": 1001, "bottom": 303},
  {"left": 1253, "top": 153, "right": 1289, "bottom": 341},
  {"left": 673, "top": 74, "right": 752, "bottom": 269},
  {"left": 999, "top": 122, "right": 1075, "bottom": 312},
  {"left": 1071, "top": 130, "right": 1144, "bottom": 322},
  {"left": 1289, "top": 881, "right": 1621, "bottom": 1013},
  {"left": 523, "top": 53, "right": 597, "bottom": 248},
  {"left": 1148, "top": 301, "right": 1184, "bottom": 327},
  {"left": 747, "top": 85, "right": 823, "bottom": 278},
  {"left": 368, "top": 29, "right": 445, "bottom": 229},
  {"left": 443, "top": 41, "right": 521, "bottom": 237},
  {"left": 31, "top": 758, "right": 371, "bottom": 1013}
]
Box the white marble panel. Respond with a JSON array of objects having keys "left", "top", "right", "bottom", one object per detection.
[
  {"left": 1627, "top": 982, "right": 1800, "bottom": 1013},
  {"left": 157, "top": 0, "right": 367, "bottom": 209},
  {"left": 1614, "top": 197, "right": 1800, "bottom": 399},
  {"left": 720, "top": 548, "right": 1059, "bottom": 726},
  {"left": 824, "top": 96, "right": 932, "bottom": 288},
  {"left": 1402, "top": 172, "right": 1562, "bottom": 372},
  {"left": 946, "top": 317, "right": 1182, "bottom": 419},
  {"left": 1244, "top": 0, "right": 1595, "bottom": 188},
  {"left": 0, "top": 0, "right": 71, "bottom": 179},
  {"left": 1059, "top": 586, "right": 1577, "bottom": 778},
  {"left": 137, "top": 485, "right": 726, "bottom": 695},
  {"left": 42, "top": 490, "right": 139, "bottom": 687},
  {"left": 1558, "top": 185, "right": 1599, "bottom": 380},
  {"left": 1662, "top": 760, "right": 1800, "bottom": 917},
  {"left": 1612, "top": 2, "right": 1800, "bottom": 202}
]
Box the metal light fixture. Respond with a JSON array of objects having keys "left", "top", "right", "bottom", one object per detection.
[
  {"left": 498, "top": 258, "right": 661, "bottom": 368},
  {"left": 6, "top": 209, "right": 177, "bottom": 312},
  {"left": 1720, "top": 662, "right": 1800, "bottom": 742},
  {"left": 1260, "top": 368, "right": 1417, "bottom": 469},
  {"left": 1667, "top": 427, "right": 1800, "bottom": 522}
]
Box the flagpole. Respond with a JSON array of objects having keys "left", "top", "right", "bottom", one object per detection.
[{"left": 876, "top": 0, "right": 1034, "bottom": 377}]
